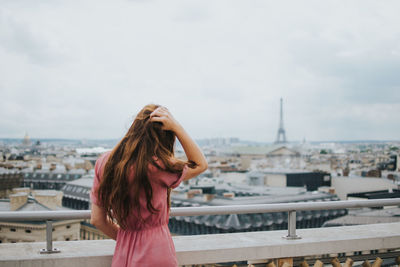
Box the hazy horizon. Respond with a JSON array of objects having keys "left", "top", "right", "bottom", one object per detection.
[{"left": 0, "top": 136, "right": 398, "bottom": 144}]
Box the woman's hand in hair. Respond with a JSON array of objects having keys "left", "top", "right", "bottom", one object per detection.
[
  {"left": 151, "top": 107, "right": 208, "bottom": 179},
  {"left": 150, "top": 107, "right": 181, "bottom": 133}
]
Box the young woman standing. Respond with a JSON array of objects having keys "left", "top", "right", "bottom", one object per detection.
[{"left": 90, "top": 104, "right": 207, "bottom": 266}]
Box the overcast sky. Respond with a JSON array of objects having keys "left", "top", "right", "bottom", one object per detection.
[{"left": 1, "top": 0, "right": 399, "bottom": 142}]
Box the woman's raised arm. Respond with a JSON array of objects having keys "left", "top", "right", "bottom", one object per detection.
[{"left": 150, "top": 107, "right": 208, "bottom": 180}]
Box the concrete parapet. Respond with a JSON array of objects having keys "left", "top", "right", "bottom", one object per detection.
[{"left": 0, "top": 222, "right": 399, "bottom": 266}]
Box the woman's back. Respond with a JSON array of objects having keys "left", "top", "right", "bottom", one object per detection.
[
  {"left": 91, "top": 151, "right": 187, "bottom": 266},
  {"left": 90, "top": 105, "right": 207, "bottom": 267}
]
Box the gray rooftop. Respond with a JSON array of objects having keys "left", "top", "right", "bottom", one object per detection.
[
  {"left": 0, "top": 168, "right": 19, "bottom": 175},
  {"left": 0, "top": 198, "right": 71, "bottom": 212},
  {"left": 322, "top": 207, "right": 400, "bottom": 227},
  {"left": 66, "top": 177, "right": 94, "bottom": 188}
]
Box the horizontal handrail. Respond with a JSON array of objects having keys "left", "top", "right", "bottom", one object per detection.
[
  {"left": 1, "top": 198, "right": 399, "bottom": 254},
  {"left": 1, "top": 198, "right": 399, "bottom": 221},
  {"left": 171, "top": 198, "right": 400, "bottom": 216}
]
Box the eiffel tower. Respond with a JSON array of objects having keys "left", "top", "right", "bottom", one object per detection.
[{"left": 275, "top": 98, "right": 287, "bottom": 144}]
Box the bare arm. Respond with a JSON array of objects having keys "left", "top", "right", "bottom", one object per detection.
[
  {"left": 90, "top": 203, "right": 120, "bottom": 240},
  {"left": 173, "top": 124, "right": 208, "bottom": 180},
  {"left": 150, "top": 107, "right": 208, "bottom": 180}
]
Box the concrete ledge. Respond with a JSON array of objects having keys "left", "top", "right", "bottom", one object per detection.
[
  {"left": 176, "top": 222, "right": 400, "bottom": 264},
  {"left": 1, "top": 222, "right": 400, "bottom": 266}
]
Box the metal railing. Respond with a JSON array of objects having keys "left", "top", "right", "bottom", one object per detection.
[{"left": 1, "top": 198, "right": 400, "bottom": 253}]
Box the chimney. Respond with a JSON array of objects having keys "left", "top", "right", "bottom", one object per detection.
[
  {"left": 10, "top": 193, "right": 28, "bottom": 211},
  {"left": 32, "top": 190, "right": 63, "bottom": 209},
  {"left": 203, "top": 194, "right": 215, "bottom": 202},
  {"left": 223, "top": 192, "right": 235, "bottom": 198},
  {"left": 185, "top": 189, "right": 202, "bottom": 199},
  {"left": 185, "top": 192, "right": 195, "bottom": 199}
]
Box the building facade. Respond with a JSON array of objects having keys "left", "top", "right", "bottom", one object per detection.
[
  {"left": 0, "top": 169, "right": 23, "bottom": 198},
  {"left": 0, "top": 188, "right": 81, "bottom": 244},
  {"left": 22, "top": 170, "right": 84, "bottom": 191}
]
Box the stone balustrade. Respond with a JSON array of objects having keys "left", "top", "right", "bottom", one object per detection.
[{"left": 1, "top": 222, "right": 400, "bottom": 267}]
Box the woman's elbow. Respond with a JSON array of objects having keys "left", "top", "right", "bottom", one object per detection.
[
  {"left": 90, "top": 217, "right": 100, "bottom": 227},
  {"left": 196, "top": 161, "right": 208, "bottom": 174},
  {"left": 90, "top": 212, "right": 105, "bottom": 228}
]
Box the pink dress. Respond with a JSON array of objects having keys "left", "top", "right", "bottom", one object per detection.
[{"left": 90, "top": 151, "right": 187, "bottom": 267}]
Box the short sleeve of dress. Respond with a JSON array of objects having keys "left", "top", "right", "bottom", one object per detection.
[
  {"left": 160, "top": 165, "right": 189, "bottom": 189},
  {"left": 90, "top": 152, "right": 109, "bottom": 207}
]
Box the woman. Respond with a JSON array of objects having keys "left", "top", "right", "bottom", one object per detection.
[{"left": 90, "top": 104, "right": 208, "bottom": 267}]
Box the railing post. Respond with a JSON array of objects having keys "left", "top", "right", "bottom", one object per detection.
[
  {"left": 283, "top": 210, "right": 301, "bottom": 240},
  {"left": 39, "top": 220, "right": 60, "bottom": 254}
]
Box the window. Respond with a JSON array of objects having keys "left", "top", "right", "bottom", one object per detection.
[
  {"left": 66, "top": 225, "right": 71, "bottom": 229},
  {"left": 10, "top": 228, "right": 16, "bottom": 232},
  {"left": 25, "top": 229, "right": 31, "bottom": 233},
  {"left": 65, "top": 238, "right": 70, "bottom": 241}
]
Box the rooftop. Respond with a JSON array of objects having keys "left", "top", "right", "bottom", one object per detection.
[
  {"left": 323, "top": 207, "right": 400, "bottom": 227},
  {"left": 65, "top": 177, "right": 94, "bottom": 188}
]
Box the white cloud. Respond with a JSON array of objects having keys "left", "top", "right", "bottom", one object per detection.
[{"left": 0, "top": 0, "right": 399, "bottom": 141}]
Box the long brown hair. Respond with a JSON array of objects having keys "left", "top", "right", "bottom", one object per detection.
[{"left": 97, "top": 104, "right": 189, "bottom": 229}]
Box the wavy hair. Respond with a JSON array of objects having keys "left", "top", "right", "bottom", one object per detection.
[{"left": 97, "top": 104, "right": 191, "bottom": 229}]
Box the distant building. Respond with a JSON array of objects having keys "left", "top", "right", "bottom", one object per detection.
[
  {"left": 331, "top": 176, "right": 398, "bottom": 200},
  {"left": 322, "top": 207, "right": 400, "bottom": 227},
  {"left": 61, "top": 177, "right": 92, "bottom": 210},
  {"left": 247, "top": 170, "right": 331, "bottom": 191},
  {"left": 22, "top": 132, "right": 31, "bottom": 147},
  {"left": 361, "top": 169, "right": 382, "bottom": 178},
  {"left": 22, "top": 169, "right": 85, "bottom": 190},
  {"left": 61, "top": 176, "right": 108, "bottom": 240},
  {"left": 0, "top": 188, "right": 81, "bottom": 244},
  {"left": 378, "top": 154, "right": 399, "bottom": 172},
  {"left": 0, "top": 168, "right": 23, "bottom": 198},
  {"left": 347, "top": 189, "right": 400, "bottom": 200},
  {"left": 267, "top": 146, "right": 299, "bottom": 157}
]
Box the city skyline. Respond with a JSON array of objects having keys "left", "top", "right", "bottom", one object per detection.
[
  {"left": 0, "top": 136, "right": 399, "bottom": 145},
  {"left": 1, "top": 1, "right": 400, "bottom": 142}
]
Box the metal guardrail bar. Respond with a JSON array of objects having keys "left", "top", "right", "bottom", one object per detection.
[
  {"left": 0, "top": 209, "right": 91, "bottom": 221},
  {"left": 1, "top": 198, "right": 399, "bottom": 253},
  {"left": 171, "top": 198, "right": 400, "bottom": 216},
  {"left": 1, "top": 198, "right": 399, "bottom": 221}
]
